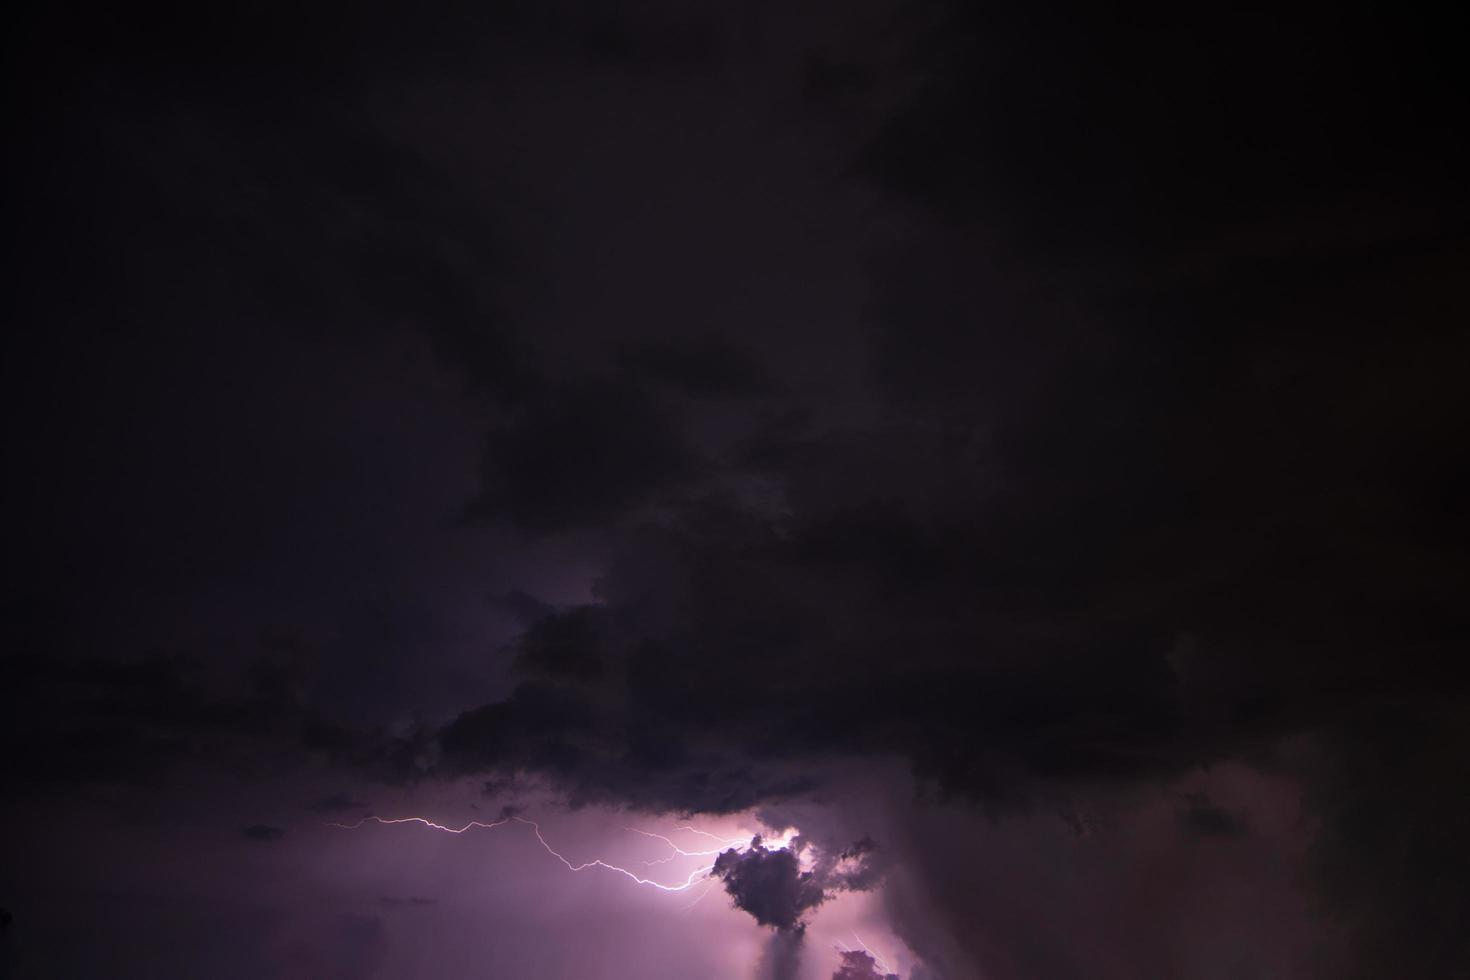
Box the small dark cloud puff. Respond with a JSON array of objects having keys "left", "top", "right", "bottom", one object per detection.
[
  {"left": 831, "top": 950, "right": 900, "bottom": 980},
  {"left": 711, "top": 834, "right": 884, "bottom": 932},
  {"left": 711, "top": 838, "right": 828, "bottom": 931}
]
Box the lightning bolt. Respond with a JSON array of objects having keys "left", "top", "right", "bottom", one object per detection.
[
  {"left": 327, "top": 815, "right": 510, "bottom": 834},
  {"left": 853, "top": 932, "right": 895, "bottom": 975},
  {"left": 328, "top": 813, "right": 785, "bottom": 894},
  {"left": 332, "top": 814, "right": 906, "bottom": 975},
  {"left": 513, "top": 816, "right": 714, "bottom": 891},
  {"left": 679, "top": 878, "right": 720, "bottom": 914},
  {"left": 834, "top": 933, "right": 897, "bottom": 976},
  {"left": 624, "top": 826, "right": 749, "bottom": 865}
]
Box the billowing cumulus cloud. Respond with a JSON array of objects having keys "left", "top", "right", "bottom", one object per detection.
[
  {"left": 711, "top": 839, "right": 828, "bottom": 931},
  {"left": 704, "top": 827, "right": 883, "bottom": 932}
]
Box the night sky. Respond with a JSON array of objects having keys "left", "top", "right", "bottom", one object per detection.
[{"left": 4, "top": 2, "right": 1469, "bottom": 978}]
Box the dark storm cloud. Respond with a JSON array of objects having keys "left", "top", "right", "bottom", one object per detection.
[
  {"left": 843, "top": 8, "right": 1470, "bottom": 969},
  {"left": 468, "top": 378, "right": 702, "bottom": 532},
  {"left": 709, "top": 832, "right": 883, "bottom": 932},
  {"left": 5, "top": 0, "right": 529, "bottom": 760},
  {"left": 860, "top": 5, "right": 1469, "bottom": 262},
  {"left": 511, "top": 606, "right": 608, "bottom": 681},
  {"left": 7, "top": 0, "right": 1470, "bottom": 975},
  {"left": 617, "top": 334, "right": 777, "bottom": 398},
  {"left": 853, "top": 6, "right": 1468, "bottom": 971},
  {"left": 711, "top": 839, "right": 827, "bottom": 931},
  {"left": 5, "top": 0, "right": 751, "bottom": 651},
  {"left": 826, "top": 837, "right": 883, "bottom": 892},
  {"left": 423, "top": 3, "right": 1469, "bottom": 973},
  {"left": 240, "top": 824, "right": 285, "bottom": 842},
  {"left": 0, "top": 648, "right": 424, "bottom": 790},
  {"left": 439, "top": 647, "right": 817, "bottom": 813},
  {"left": 1302, "top": 708, "right": 1470, "bottom": 978},
  {"left": 438, "top": 493, "right": 1189, "bottom": 816}
]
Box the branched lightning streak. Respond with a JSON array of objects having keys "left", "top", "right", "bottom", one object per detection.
[
  {"left": 328, "top": 813, "right": 773, "bottom": 894},
  {"left": 327, "top": 815, "right": 510, "bottom": 834},
  {"left": 512, "top": 816, "right": 713, "bottom": 891},
  {"left": 330, "top": 815, "right": 891, "bottom": 973},
  {"left": 679, "top": 878, "right": 720, "bottom": 914},
  {"left": 625, "top": 826, "right": 748, "bottom": 865},
  {"left": 853, "top": 932, "right": 895, "bottom": 975},
  {"left": 674, "top": 824, "right": 745, "bottom": 843}
]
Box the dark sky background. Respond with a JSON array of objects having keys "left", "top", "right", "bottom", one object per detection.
[{"left": 4, "top": 1, "right": 1469, "bottom": 977}]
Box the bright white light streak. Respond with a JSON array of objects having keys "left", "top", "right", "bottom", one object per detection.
[
  {"left": 854, "top": 932, "right": 895, "bottom": 974},
  {"left": 328, "top": 812, "right": 796, "bottom": 895}
]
